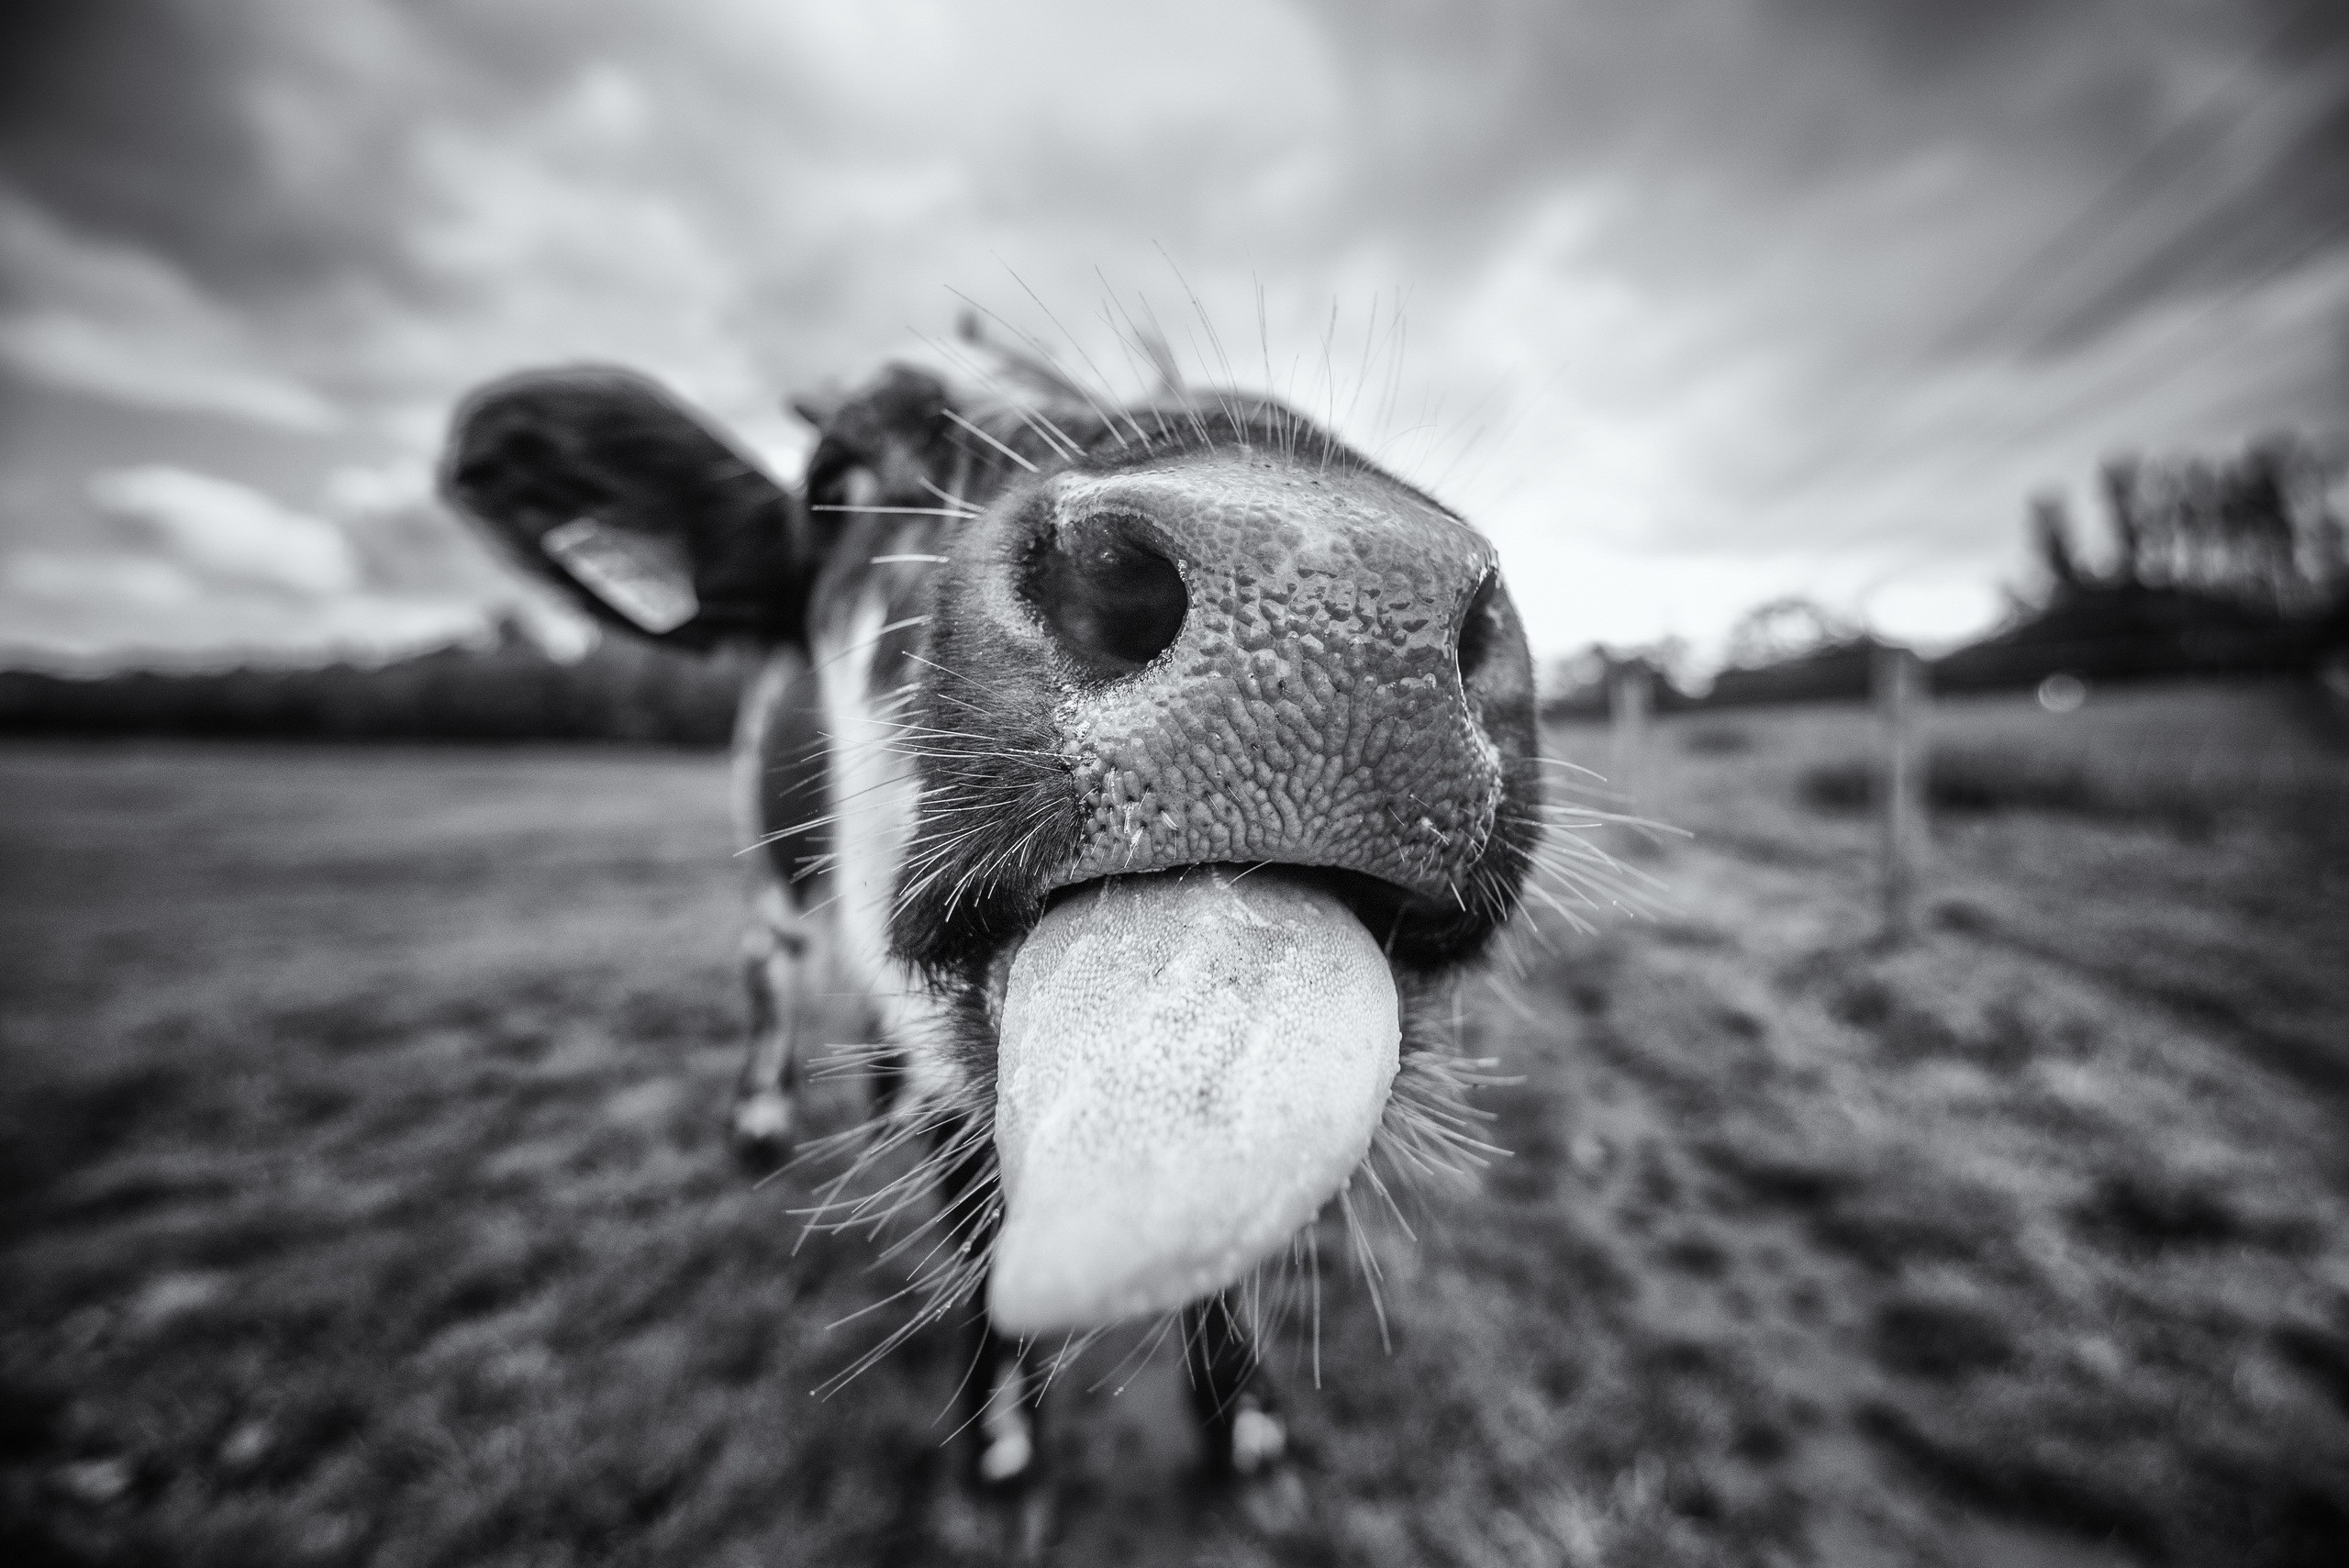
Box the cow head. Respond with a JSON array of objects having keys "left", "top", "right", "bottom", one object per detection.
[{"left": 440, "top": 350, "right": 1541, "bottom": 1340}]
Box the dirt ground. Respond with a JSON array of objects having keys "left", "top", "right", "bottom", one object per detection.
[{"left": 5, "top": 686, "right": 2347, "bottom": 1565}]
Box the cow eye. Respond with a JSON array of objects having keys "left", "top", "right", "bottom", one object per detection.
[{"left": 1026, "top": 511, "right": 1187, "bottom": 677}]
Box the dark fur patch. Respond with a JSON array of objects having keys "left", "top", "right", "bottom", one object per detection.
[
  {"left": 751, "top": 649, "right": 832, "bottom": 900},
  {"left": 441, "top": 365, "right": 813, "bottom": 649}
]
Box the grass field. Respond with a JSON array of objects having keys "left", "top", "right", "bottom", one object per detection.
[{"left": 6, "top": 680, "right": 2348, "bottom": 1566}]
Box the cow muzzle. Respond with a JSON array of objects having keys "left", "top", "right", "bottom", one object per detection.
[{"left": 985, "top": 866, "right": 1399, "bottom": 1336}]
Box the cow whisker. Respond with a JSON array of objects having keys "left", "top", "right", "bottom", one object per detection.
[
  {"left": 1337, "top": 1185, "right": 1391, "bottom": 1354},
  {"left": 960, "top": 275, "right": 1139, "bottom": 450},
  {"left": 917, "top": 476, "right": 978, "bottom": 512},
  {"left": 813, "top": 505, "right": 979, "bottom": 519},
  {"left": 1086, "top": 1309, "right": 1186, "bottom": 1397}
]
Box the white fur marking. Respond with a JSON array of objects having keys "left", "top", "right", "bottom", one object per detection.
[{"left": 812, "top": 593, "right": 954, "bottom": 1084}]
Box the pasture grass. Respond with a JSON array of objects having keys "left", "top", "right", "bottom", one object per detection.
[{"left": 5, "top": 695, "right": 2348, "bottom": 1566}]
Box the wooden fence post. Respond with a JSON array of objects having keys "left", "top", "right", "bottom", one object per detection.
[
  {"left": 1875, "top": 643, "right": 1929, "bottom": 940},
  {"left": 1609, "top": 662, "right": 1653, "bottom": 825}
]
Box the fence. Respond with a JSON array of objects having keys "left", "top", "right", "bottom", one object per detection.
[{"left": 1605, "top": 645, "right": 1933, "bottom": 942}]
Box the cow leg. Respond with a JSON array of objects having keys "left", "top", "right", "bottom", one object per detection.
[
  {"left": 937, "top": 1128, "right": 1049, "bottom": 1496},
  {"left": 728, "top": 887, "right": 815, "bottom": 1171},
  {"left": 1181, "top": 1294, "right": 1288, "bottom": 1479},
  {"left": 1181, "top": 1294, "right": 1311, "bottom": 1537},
  {"left": 729, "top": 641, "right": 837, "bottom": 1172},
  {"left": 930, "top": 1320, "right": 1052, "bottom": 1560},
  {"left": 921, "top": 1121, "right": 1054, "bottom": 1558},
  {"left": 967, "top": 1318, "right": 1047, "bottom": 1488}
]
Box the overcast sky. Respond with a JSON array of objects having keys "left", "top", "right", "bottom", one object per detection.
[{"left": 3, "top": 0, "right": 2344, "bottom": 670}]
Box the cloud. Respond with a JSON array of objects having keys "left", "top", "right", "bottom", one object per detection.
[
  {"left": 0, "top": 311, "right": 339, "bottom": 431},
  {"left": 7, "top": 550, "right": 201, "bottom": 608},
  {"left": 86, "top": 463, "right": 358, "bottom": 594},
  {"left": 0, "top": 0, "right": 2343, "bottom": 668},
  {"left": 1, "top": 451, "right": 583, "bottom": 667},
  {"left": 0, "top": 194, "right": 340, "bottom": 429}
]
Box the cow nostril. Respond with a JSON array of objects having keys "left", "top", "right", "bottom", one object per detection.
[
  {"left": 1027, "top": 513, "right": 1187, "bottom": 676},
  {"left": 1456, "top": 571, "right": 1498, "bottom": 683}
]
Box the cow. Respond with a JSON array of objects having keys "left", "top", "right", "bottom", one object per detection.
[{"left": 438, "top": 328, "right": 1542, "bottom": 1540}]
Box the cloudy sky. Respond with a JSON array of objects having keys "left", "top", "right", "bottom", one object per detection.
[{"left": 3, "top": 0, "right": 2344, "bottom": 670}]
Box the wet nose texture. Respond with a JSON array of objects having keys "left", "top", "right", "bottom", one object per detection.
[
  {"left": 1043, "top": 454, "right": 1517, "bottom": 906},
  {"left": 899, "top": 447, "right": 1542, "bottom": 979}
]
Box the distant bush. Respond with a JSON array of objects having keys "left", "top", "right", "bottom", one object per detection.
[
  {"left": 1679, "top": 724, "right": 1754, "bottom": 755},
  {"left": 0, "top": 632, "right": 750, "bottom": 747},
  {"left": 1792, "top": 740, "right": 2344, "bottom": 838},
  {"left": 2070, "top": 1168, "right": 2321, "bottom": 1258},
  {"left": 1794, "top": 760, "right": 1870, "bottom": 814},
  {"left": 1706, "top": 637, "right": 1886, "bottom": 707},
  {"left": 1871, "top": 1296, "right": 2016, "bottom": 1381}
]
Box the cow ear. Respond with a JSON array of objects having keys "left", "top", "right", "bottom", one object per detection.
[{"left": 439, "top": 366, "right": 810, "bottom": 649}]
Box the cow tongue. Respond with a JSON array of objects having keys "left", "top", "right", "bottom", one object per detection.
[{"left": 985, "top": 867, "right": 1400, "bottom": 1336}]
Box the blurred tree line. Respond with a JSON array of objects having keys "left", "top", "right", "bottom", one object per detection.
[
  {"left": 1542, "top": 433, "right": 2348, "bottom": 717},
  {"left": 2032, "top": 435, "right": 2344, "bottom": 615},
  {"left": 1941, "top": 434, "right": 2347, "bottom": 692},
  {"left": 0, "top": 617, "right": 748, "bottom": 746}
]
